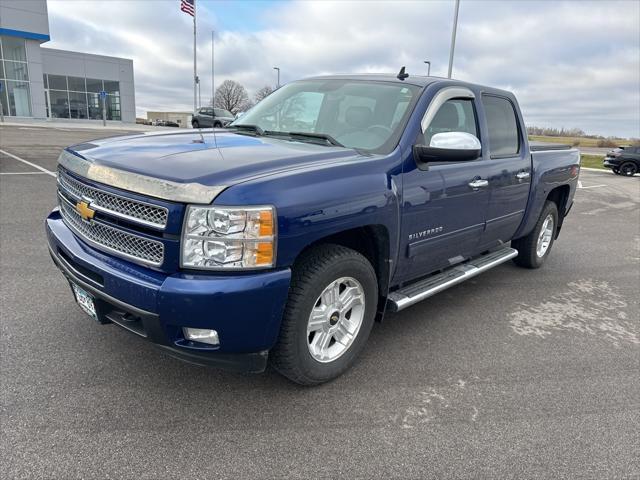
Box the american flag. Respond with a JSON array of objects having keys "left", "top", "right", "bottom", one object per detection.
[{"left": 180, "top": 0, "right": 195, "bottom": 17}]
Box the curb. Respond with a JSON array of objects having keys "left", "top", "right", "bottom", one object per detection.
[{"left": 581, "top": 167, "right": 611, "bottom": 173}]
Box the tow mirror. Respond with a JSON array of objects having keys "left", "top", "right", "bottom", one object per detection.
[{"left": 414, "top": 132, "right": 481, "bottom": 163}]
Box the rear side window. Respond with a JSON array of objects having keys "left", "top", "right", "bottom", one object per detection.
[{"left": 482, "top": 95, "right": 520, "bottom": 157}]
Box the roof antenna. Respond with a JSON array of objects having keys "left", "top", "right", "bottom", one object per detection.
[{"left": 397, "top": 66, "right": 409, "bottom": 80}]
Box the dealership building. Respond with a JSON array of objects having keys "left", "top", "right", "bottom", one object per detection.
[{"left": 0, "top": 0, "right": 135, "bottom": 123}]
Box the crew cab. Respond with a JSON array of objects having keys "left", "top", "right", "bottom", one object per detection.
[{"left": 46, "top": 73, "right": 580, "bottom": 385}]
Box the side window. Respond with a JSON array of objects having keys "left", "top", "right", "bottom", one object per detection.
[
  {"left": 424, "top": 98, "right": 477, "bottom": 145},
  {"left": 482, "top": 95, "right": 520, "bottom": 157}
]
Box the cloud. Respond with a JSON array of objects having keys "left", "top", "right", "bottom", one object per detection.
[{"left": 46, "top": 0, "right": 639, "bottom": 137}]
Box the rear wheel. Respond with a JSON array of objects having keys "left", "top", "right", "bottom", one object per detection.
[
  {"left": 512, "top": 201, "right": 558, "bottom": 269},
  {"left": 619, "top": 161, "right": 638, "bottom": 176},
  {"left": 192, "top": 120, "right": 199, "bottom": 129},
  {"left": 270, "top": 244, "right": 378, "bottom": 385}
]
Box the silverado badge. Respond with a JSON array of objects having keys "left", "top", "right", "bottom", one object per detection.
[{"left": 76, "top": 201, "right": 95, "bottom": 221}]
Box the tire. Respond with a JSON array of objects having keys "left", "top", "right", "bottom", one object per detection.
[
  {"left": 270, "top": 244, "right": 378, "bottom": 385},
  {"left": 213, "top": 121, "right": 222, "bottom": 128},
  {"left": 192, "top": 120, "right": 199, "bottom": 129},
  {"left": 512, "top": 201, "right": 558, "bottom": 269},
  {"left": 619, "top": 161, "right": 638, "bottom": 176}
]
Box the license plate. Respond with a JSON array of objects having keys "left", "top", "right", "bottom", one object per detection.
[{"left": 71, "top": 283, "right": 97, "bottom": 320}]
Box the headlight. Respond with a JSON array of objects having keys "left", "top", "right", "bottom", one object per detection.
[{"left": 181, "top": 205, "right": 275, "bottom": 270}]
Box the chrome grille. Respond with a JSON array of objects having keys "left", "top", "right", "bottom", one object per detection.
[
  {"left": 58, "top": 168, "right": 168, "bottom": 229},
  {"left": 58, "top": 194, "right": 164, "bottom": 267}
]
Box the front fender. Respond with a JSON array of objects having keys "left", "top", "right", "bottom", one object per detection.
[{"left": 214, "top": 152, "right": 403, "bottom": 268}]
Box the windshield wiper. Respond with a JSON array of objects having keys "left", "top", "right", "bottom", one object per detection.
[
  {"left": 229, "top": 124, "right": 264, "bottom": 136},
  {"left": 275, "top": 131, "right": 344, "bottom": 148}
]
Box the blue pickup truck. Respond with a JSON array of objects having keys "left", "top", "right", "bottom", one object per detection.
[{"left": 46, "top": 73, "right": 580, "bottom": 385}]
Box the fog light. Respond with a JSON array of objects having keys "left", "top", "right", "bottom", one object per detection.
[{"left": 183, "top": 327, "right": 220, "bottom": 346}]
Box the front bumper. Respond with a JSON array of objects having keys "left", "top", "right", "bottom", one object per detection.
[
  {"left": 603, "top": 159, "right": 620, "bottom": 169},
  {"left": 46, "top": 208, "right": 291, "bottom": 372}
]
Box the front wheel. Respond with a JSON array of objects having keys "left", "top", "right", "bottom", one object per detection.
[
  {"left": 192, "top": 120, "right": 199, "bottom": 129},
  {"left": 512, "top": 201, "right": 558, "bottom": 269},
  {"left": 270, "top": 244, "right": 378, "bottom": 385}
]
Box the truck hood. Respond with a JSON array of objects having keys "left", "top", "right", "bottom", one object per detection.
[{"left": 68, "top": 129, "right": 363, "bottom": 188}]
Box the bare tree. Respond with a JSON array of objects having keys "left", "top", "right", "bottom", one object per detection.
[
  {"left": 214, "top": 80, "right": 250, "bottom": 114},
  {"left": 254, "top": 85, "right": 274, "bottom": 103}
]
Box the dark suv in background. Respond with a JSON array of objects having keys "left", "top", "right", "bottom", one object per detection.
[
  {"left": 192, "top": 108, "right": 235, "bottom": 129},
  {"left": 604, "top": 146, "right": 640, "bottom": 176}
]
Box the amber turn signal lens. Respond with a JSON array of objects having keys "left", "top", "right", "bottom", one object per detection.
[
  {"left": 259, "top": 210, "right": 274, "bottom": 236},
  {"left": 255, "top": 242, "right": 274, "bottom": 266}
]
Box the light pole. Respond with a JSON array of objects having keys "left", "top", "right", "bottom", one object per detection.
[
  {"left": 424, "top": 60, "right": 431, "bottom": 76},
  {"left": 211, "top": 30, "right": 216, "bottom": 108},
  {"left": 448, "top": 0, "right": 460, "bottom": 79},
  {"left": 273, "top": 67, "right": 280, "bottom": 89}
]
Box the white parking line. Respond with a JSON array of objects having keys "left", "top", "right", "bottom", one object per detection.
[
  {"left": 0, "top": 171, "right": 50, "bottom": 175},
  {"left": 577, "top": 180, "right": 607, "bottom": 189},
  {"left": 0, "top": 149, "right": 56, "bottom": 177}
]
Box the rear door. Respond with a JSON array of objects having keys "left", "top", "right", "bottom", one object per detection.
[
  {"left": 477, "top": 94, "right": 531, "bottom": 249},
  {"left": 395, "top": 90, "right": 492, "bottom": 283}
]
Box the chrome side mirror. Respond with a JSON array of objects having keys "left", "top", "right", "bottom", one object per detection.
[
  {"left": 429, "top": 132, "right": 481, "bottom": 150},
  {"left": 414, "top": 131, "right": 482, "bottom": 164}
]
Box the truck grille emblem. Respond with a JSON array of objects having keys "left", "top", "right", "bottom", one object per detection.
[{"left": 76, "top": 201, "right": 95, "bottom": 221}]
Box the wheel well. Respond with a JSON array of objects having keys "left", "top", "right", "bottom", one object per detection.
[
  {"left": 546, "top": 185, "right": 570, "bottom": 234},
  {"left": 301, "top": 225, "right": 391, "bottom": 307}
]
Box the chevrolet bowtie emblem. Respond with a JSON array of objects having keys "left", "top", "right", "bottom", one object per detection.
[{"left": 76, "top": 201, "right": 95, "bottom": 221}]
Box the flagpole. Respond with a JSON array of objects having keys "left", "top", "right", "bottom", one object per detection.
[
  {"left": 193, "top": 0, "right": 197, "bottom": 113},
  {"left": 211, "top": 30, "right": 216, "bottom": 108}
]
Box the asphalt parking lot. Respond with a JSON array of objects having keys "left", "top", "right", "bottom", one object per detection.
[{"left": 1, "top": 124, "right": 638, "bottom": 479}]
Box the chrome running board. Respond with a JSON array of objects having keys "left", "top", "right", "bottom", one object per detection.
[{"left": 387, "top": 247, "right": 518, "bottom": 312}]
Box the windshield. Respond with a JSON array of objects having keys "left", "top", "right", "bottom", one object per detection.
[
  {"left": 231, "top": 80, "right": 420, "bottom": 153},
  {"left": 215, "top": 108, "right": 233, "bottom": 117}
]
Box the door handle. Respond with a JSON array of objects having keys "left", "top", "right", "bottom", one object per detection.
[
  {"left": 468, "top": 179, "right": 489, "bottom": 189},
  {"left": 516, "top": 171, "right": 530, "bottom": 180}
]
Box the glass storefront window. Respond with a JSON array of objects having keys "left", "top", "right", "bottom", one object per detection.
[
  {"left": 48, "top": 75, "right": 67, "bottom": 90},
  {"left": 6, "top": 81, "right": 32, "bottom": 116},
  {"left": 4, "top": 61, "right": 29, "bottom": 81},
  {"left": 1, "top": 36, "right": 32, "bottom": 117},
  {"left": 1, "top": 36, "right": 27, "bottom": 62},
  {"left": 67, "top": 76, "right": 86, "bottom": 92},
  {"left": 86, "top": 78, "right": 103, "bottom": 93},
  {"left": 107, "top": 95, "right": 121, "bottom": 120},
  {"left": 87, "top": 92, "right": 101, "bottom": 119},
  {"left": 49, "top": 90, "right": 70, "bottom": 118},
  {"left": 69, "top": 92, "right": 88, "bottom": 119},
  {"left": 0, "top": 88, "right": 8, "bottom": 117},
  {"left": 104, "top": 81, "right": 119, "bottom": 95}
]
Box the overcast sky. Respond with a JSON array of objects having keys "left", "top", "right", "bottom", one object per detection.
[{"left": 46, "top": 0, "right": 640, "bottom": 138}]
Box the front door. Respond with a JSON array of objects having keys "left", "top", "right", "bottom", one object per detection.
[
  {"left": 394, "top": 94, "right": 491, "bottom": 284},
  {"left": 477, "top": 94, "right": 531, "bottom": 249}
]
